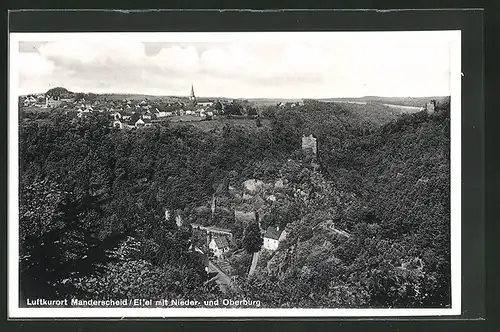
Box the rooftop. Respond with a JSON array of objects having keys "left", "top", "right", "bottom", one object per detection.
[
  {"left": 264, "top": 226, "right": 283, "bottom": 240},
  {"left": 213, "top": 236, "right": 230, "bottom": 249}
]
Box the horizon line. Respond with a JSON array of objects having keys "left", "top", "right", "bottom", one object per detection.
[{"left": 19, "top": 90, "right": 450, "bottom": 100}]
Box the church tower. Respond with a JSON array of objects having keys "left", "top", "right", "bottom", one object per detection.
[{"left": 189, "top": 84, "right": 196, "bottom": 104}]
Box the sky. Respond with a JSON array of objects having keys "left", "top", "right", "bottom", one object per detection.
[{"left": 13, "top": 32, "right": 458, "bottom": 99}]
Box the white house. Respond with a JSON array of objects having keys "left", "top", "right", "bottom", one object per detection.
[
  {"left": 208, "top": 236, "right": 230, "bottom": 259},
  {"left": 158, "top": 111, "right": 174, "bottom": 118},
  {"left": 263, "top": 226, "right": 287, "bottom": 251},
  {"left": 135, "top": 118, "right": 145, "bottom": 128},
  {"left": 198, "top": 101, "right": 213, "bottom": 107},
  {"left": 112, "top": 112, "right": 122, "bottom": 121},
  {"left": 112, "top": 120, "right": 123, "bottom": 129}
]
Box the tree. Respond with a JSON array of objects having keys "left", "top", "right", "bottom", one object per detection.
[
  {"left": 247, "top": 107, "right": 258, "bottom": 116},
  {"left": 74, "top": 93, "right": 85, "bottom": 102},
  {"left": 46, "top": 87, "right": 72, "bottom": 99},
  {"left": 242, "top": 222, "right": 263, "bottom": 254},
  {"left": 19, "top": 177, "right": 129, "bottom": 300},
  {"left": 225, "top": 101, "right": 243, "bottom": 116},
  {"left": 214, "top": 101, "right": 223, "bottom": 111},
  {"left": 255, "top": 116, "right": 262, "bottom": 127}
]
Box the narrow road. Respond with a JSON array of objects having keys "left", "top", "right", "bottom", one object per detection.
[{"left": 248, "top": 250, "right": 260, "bottom": 277}]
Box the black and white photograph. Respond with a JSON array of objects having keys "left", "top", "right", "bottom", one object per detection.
[{"left": 8, "top": 29, "right": 462, "bottom": 318}]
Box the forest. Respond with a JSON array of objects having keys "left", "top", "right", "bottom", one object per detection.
[{"left": 18, "top": 98, "right": 451, "bottom": 308}]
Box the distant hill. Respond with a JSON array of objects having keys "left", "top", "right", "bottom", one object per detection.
[
  {"left": 46, "top": 87, "right": 74, "bottom": 98},
  {"left": 245, "top": 98, "right": 303, "bottom": 106},
  {"left": 323, "top": 96, "right": 450, "bottom": 108}
]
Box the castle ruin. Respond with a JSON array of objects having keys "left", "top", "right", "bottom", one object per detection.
[
  {"left": 301, "top": 134, "right": 317, "bottom": 156},
  {"left": 426, "top": 100, "right": 436, "bottom": 113}
]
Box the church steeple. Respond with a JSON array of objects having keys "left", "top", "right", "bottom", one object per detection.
[{"left": 189, "top": 84, "right": 196, "bottom": 103}]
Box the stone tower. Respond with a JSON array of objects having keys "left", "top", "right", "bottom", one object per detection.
[
  {"left": 426, "top": 100, "right": 436, "bottom": 113},
  {"left": 302, "top": 134, "right": 317, "bottom": 156}
]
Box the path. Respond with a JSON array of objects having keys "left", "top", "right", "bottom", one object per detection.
[{"left": 248, "top": 250, "right": 261, "bottom": 277}]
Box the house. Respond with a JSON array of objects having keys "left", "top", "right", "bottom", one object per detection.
[
  {"left": 44, "top": 96, "right": 61, "bottom": 108},
  {"left": 135, "top": 118, "right": 145, "bottom": 128},
  {"left": 112, "top": 120, "right": 123, "bottom": 129},
  {"left": 208, "top": 236, "right": 230, "bottom": 259},
  {"left": 263, "top": 226, "right": 287, "bottom": 251},
  {"left": 22, "top": 96, "right": 34, "bottom": 106},
  {"left": 185, "top": 110, "right": 193, "bottom": 115},
  {"left": 134, "top": 118, "right": 153, "bottom": 128},
  {"left": 198, "top": 101, "right": 213, "bottom": 107},
  {"left": 112, "top": 112, "right": 122, "bottom": 121}
]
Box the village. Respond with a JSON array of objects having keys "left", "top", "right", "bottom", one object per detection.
[
  {"left": 19, "top": 84, "right": 309, "bottom": 131},
  {"left": 21, "top": 85, "right": 224, "bottom": 127}
]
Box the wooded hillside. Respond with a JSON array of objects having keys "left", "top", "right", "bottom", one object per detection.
[{"left": 18, "top": 99, "right": 451, "bottom": 308}]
